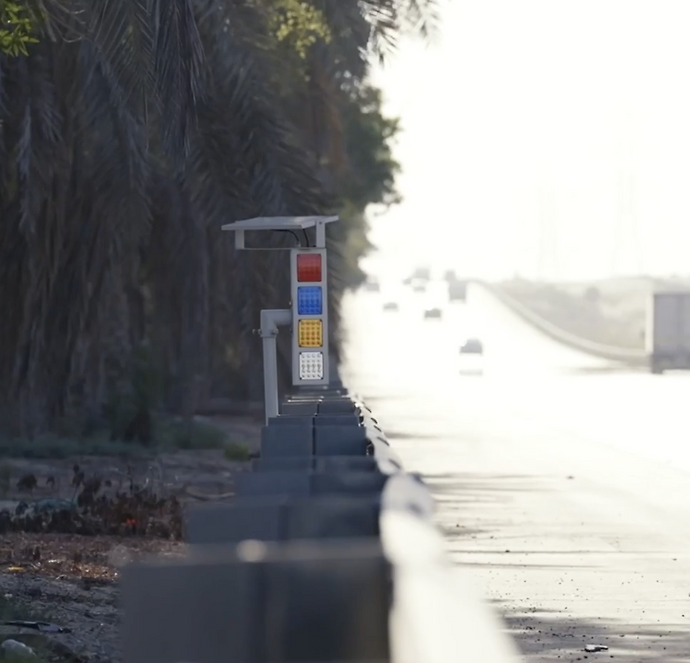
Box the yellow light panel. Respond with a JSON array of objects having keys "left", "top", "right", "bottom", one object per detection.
[{"left": 298, "top": 319, "right": 323, "bottom": 347}]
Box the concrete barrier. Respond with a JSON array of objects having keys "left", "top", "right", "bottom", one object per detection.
[
  {"left": 122, "top": 539, "right": 390, "bottom": 663},
  {"left": 481, "top": 281, "right": 648, "bottom": 365},
  {"left": 121, "top": 382, "right": 520, "bottom": 663}
]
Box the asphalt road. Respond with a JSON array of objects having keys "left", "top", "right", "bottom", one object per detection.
[{"left": 341, "top": 283, "right": 690, "bottom": 663}]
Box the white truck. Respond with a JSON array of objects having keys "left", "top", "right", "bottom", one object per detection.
[{"left": 647, "top": 291, "right": 690, "bottom": 373}]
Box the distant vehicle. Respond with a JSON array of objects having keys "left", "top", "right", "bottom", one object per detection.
[
  {"left": 383, "top": 301, "right": 399, "bottom": 311},
  {"left": 460, "top": 338, "right": 483, "bottom": 354},
  {"left": 423, "top": 308, "right": 442, "bottom": 320},
  {"left": 448, "top": 280, "right": 468, "bottom": 302},
  {"left": 412, "top": 282, "right": 426, "bottom": 293},
  {"left": 647, "top": 291, "right": 690, "bottom": 373}
]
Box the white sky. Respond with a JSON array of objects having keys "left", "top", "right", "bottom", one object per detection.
[{"left": 365, "top": 0, "right": 690, "bottom": 283}]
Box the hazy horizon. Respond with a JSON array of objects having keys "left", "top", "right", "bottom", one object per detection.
[{"left": 364, "top": 0, "right": 690, "bottom": 285}]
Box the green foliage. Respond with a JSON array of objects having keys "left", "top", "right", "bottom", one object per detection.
[
  {"left": 0, "top": 434, "right": 147, "bottom": 459},
  {"left": 268, "top": 0, "right": 331, "bottom": 58},
  {"left": 0, "top": 1, "right": 38, "bottom": 56},
  {"left": 340, "top": 83, "right": 401, "bottom": 210},
  {"left": 104, "top": 345, "right": 166, "bottom": 445},
  {"left": 0, "top": 418, "right": 233, "bottom": 458},
  {"left": 224, "top": 441, "right": 251, "bottom": 461},
  {"left": 156, "top": 417, "right": 228, "bottom": 450},
  {"left": 335, "top": 82, "right": 402, "bottom": 287},
  {"left": 0, "top": 0, "right": 434, "bottom": 436}
]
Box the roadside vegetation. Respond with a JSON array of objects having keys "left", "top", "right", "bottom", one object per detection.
[
  {"left": 0, "top": 4, "right": 436, "bottom": 658},
  {"left": 0, "top": 0, "right": 437, "bottom": 449}
]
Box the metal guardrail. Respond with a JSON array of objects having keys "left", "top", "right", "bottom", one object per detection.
[
  {"left": 480, "top": 281, "right": 648, "bottom": 365},
  {"left": 121, "top": 374, "right": 520, "bottom": 663}
]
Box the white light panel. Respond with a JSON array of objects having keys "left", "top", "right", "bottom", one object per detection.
[{"left": 299, "top": 351, "right": 324, "bottom": 380}]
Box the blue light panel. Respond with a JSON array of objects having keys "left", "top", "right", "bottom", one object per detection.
[{"left": 297, "top": 286, "right": 323, "bottom": 315}]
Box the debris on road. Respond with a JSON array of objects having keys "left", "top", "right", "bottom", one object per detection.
[
  {"left": 1, "top": 620, "right": 71, "bottom": 634},
  {"left": 584, "top": 644, "right": 609, "bottom": 653}
]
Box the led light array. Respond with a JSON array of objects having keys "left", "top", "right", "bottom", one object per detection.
[
  {"left": 296, "top": 253, "right": 322, "bottom": 282},
  {"left": 293, "top": 251, "right": 327, "bottom": 382},
  {"left": 298, "top": 319, "right": 323, "bottom": 347},
  {"left": 298, "top": 351, "right": 324, "bottom": 380},
  {"left": 297, "top": 286, "right": 322, "bottom": 315}
]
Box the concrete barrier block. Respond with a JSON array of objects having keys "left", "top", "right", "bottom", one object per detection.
[
  {"left": 287, "top": 497, "right": 379, "bottom": 540},
  {"left": 267, "top": 415, "right": 315, "bottom": 426},
  {"left": 253, "top": 456, "right": 378, "bottom": 473},
  {"left": 184, "top": 497, "right": 379, "bottom": 545},
  {"left": 184, "top": 499, "right": 286, "bottom": 545},
  {"left": 263, "top": 539, "right": 390, "bottom": 662},
  {"left": 281, "top": 402, "right": 318, "bottom": 415},
  {"left": 261, "top": 425, "right": 313, "bottom": 457},
  {"left": 122, "top": 540, "right": 390, "bottom": 663},
  {"left": 313, "top": 471, "right": 387, "bottom": 497},
  {"left": 236, "top": 471, "right": 386, "bottom": 499},
  {"left": 283, "top": 395, "right": 322, "bottom": 402},
  {"left": 235, "top": 471, "right": 312, "bottom": 498},
  {"left": 316, "top": 456, "right": 378, "bottom": 473},
  {"left": 253, "top": 457, "right": 315, "bottom": 472},
  {"left": 314, "top": 414, "right": 361, "bottom": 426},
  {"left": 318, "top": 400, "right": 357, "bottom": 414},
  {"left": 314, "top": 425, "right": 368, "bottom": 456},
  {"left": 286, "top": 394, "right": 323, "bottom": 401},
  {"left": 122, "top": 554, "right": 262, "bottom": 663}
]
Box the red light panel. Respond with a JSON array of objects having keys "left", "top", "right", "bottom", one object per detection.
[{"left": 296, "top": 253, "right": 322, "bottom": 282}]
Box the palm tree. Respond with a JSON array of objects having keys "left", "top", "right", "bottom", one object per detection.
[
  {"left": 0, "top": 0, "right": 208, "bottom": 436},
  {"left": 0, "top": 0, "right": 437, "bottom": 439}
]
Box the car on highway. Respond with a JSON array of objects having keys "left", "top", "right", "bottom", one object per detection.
[
  {"left": 383, "top": 301, "right": 399, "bottom": 311},
  {"left": 459, "top": 338, "right": 483, "bottom": 354},
  {"left": 423, "top": 308, "right": 442, "bottom": 320}
]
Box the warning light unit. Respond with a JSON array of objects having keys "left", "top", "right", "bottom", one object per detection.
[
  {"left": 291, "top": 248, "right": 329, "bottom": 385},
  {"left": 221, "top": 216, "right": 338, "bottom": 421}
]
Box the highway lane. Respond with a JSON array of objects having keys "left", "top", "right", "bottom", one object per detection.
[
  {"left": 471, "top": 284, "right": 690, "bottom": 474},
  {"left": 362, "top": 282, "right": 690, "bottom": 474},
  {"left": 341, "top": 283, "right": 690, "bottom": 663}
]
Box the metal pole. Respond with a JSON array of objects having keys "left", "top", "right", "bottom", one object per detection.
[
  {"left": 261, "top": 329, "right": 279, "bottom": 423},
  {"left": 259, "top": 309, "right": 291, "bottom": 424}
]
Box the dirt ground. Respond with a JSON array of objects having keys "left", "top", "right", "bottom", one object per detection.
[
  {"left": 0, "top": 534, "right": 186, "bottom": 662},
  {"left": 0, "top": 416, "right": 260, "bottom": 662}
]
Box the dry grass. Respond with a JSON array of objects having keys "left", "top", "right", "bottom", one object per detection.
[{"left": 0, "top": 414, "right": 259, "bottom": 662}]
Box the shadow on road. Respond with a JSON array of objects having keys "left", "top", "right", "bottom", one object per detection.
[
  {"left": 498, "top": 606, "right": 690, "bottom": 663},
  {"left": 385, "top": 430, "right": 439, "bottom": 441},
  {"left": 423, "top": 472, "right": 551, "bottom": 496},
  {"left": 418, "top": 471, "right": 690, "bottom": 662}
]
